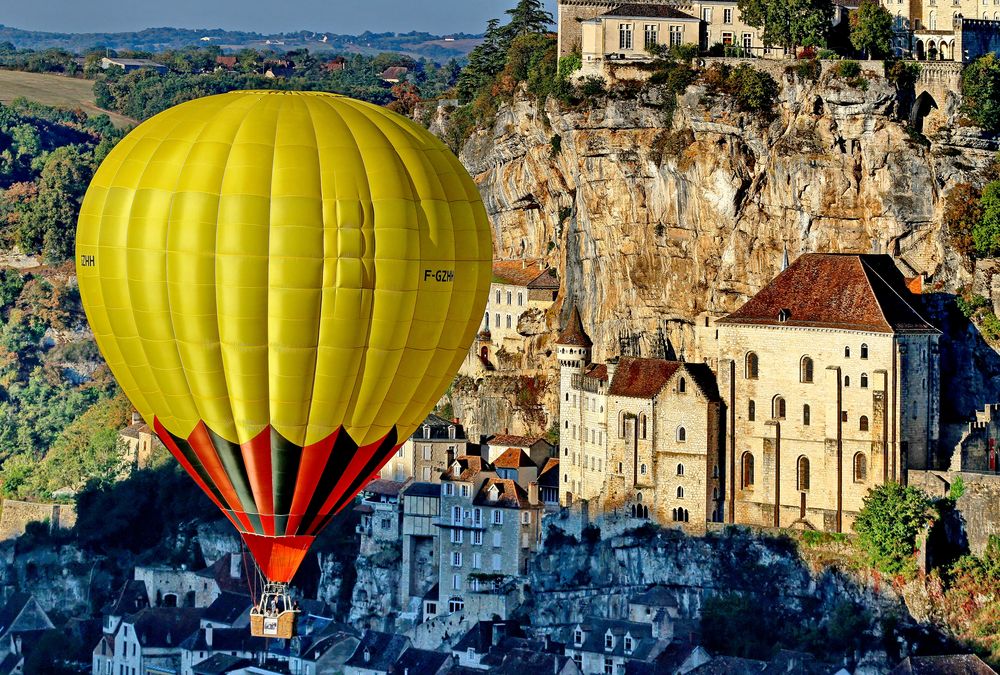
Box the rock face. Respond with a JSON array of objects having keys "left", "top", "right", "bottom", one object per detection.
[{"left": 448, "top": 62, "right": 1000, "bottom": 432}]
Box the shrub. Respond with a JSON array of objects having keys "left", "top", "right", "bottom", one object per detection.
[
  {"left": 581, "top": 524, "right": 602, "bottom": 544},
  {"left": 853, "top": 482, "right": 934, "bottom": 577},
  {"left": 956, "top": 294, "right": 990, "bottom": 319},
  {"left": 961, "top": 53, "right": 1000, "bottom": 133},
  {"left": 797, "top": 46, "right": 817, "bottom": 59},
  {"left": 730, "top": 64, "right": 780, "bottom": 113},
  {"left": 578, "top": 75, "right": 606, "bottom": 97},
  {"left": 550, "top": 134, "right": 562, "bottom": 157},
  {"left": 949, "top": 475, "right": 966, "bottom": 501},
  {"left": 944, "top": 183, "right": 981, "bottom": 261},
  {"left": 817, "top": 48, "right": 839, "bottom": 59},
  {"left": 558, "top": 53, "right": 582, "bottom": 78},
  {"left": 974, "top": 180, "right": 1000, "bottom": 257},
  {"left": 886, "top": 60, "right": 920, "bottom": 89},
  {"left": 789, "top": 58, "right": 821, "bottom": 82},
  {"left": 835, "top": 59, "right": 861, "bottom": 79}
]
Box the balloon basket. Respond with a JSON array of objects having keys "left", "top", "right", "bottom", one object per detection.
[{"left": 249, "top": 582, "right": 299, "bottom": 639}]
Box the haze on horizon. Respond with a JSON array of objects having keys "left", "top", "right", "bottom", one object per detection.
[{"left": 1, "top": 0, "right": 558, "bottom": 36}]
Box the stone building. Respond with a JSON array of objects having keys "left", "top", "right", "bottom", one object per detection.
[
  {"left": 483, "top": 433, "right": 554, "bottom": 465},
  {"left": 101, "top": 607, "right": 204, "bottom": 675},
  {"left": 466, "top": 260, "right": 559, "bottom": 374},
  {"left": 563, "top": 618, "right": 669, "bottom": 674},
  {"left": 354, "top": 479, "right": 406, "bottom": 556},
  {"left": 381, "top": 414, "right": 467, "bottom": 483},
  {"left": 399, "top": 482, "right": 442, "bottom": 617},
  {"left": 558, "top": 307, "right": 724, "bottom": 529},
  {"left": 436, "top": 457, "right": 543, "bottom": 620},
  {"left": 119, "top": 412, "right": 164, "bottom": 470},
  {"left": 712, "top": 253, "right": 940, "bottom": 532},
  {"left": 949, "top": 403, "right": 1000, "bottom": 473}
]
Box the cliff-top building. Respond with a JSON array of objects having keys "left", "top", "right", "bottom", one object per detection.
[{"left": 712, "top": 253, "right": 940, "bottom": 532}]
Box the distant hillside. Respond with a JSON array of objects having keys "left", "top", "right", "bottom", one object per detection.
[
  {"left": 0, "top": 70, "right": 133, "bottom": 128},
  {"left": 0, "top": 25, "right": 481, "bottom": 61}
]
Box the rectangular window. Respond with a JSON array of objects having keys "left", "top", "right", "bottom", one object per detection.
[
  {"left": 473, "top": 552, "right": 482, "bottom": 569},
  {"left": 473, "top": 508, "right": 482, "bottom": 525},
  {"left": 722, "top": 32, "right": 734, "bottom": 45},
  {"left": 669, "top": 25, "right": 683, "bottom": 46},
  {"left": 743, "top": 33, "right": 752, "bottom": 51},
  {"left": 422, "top": 445, "right": 431, "bottom": 460},
  {"left": 495, "top": 290, "right": 500, "bottom": 304},
  {"left": 521, "top": 511, "right": 531, "bottom": 524},
  {"left": 452, "top": 573, "right": 461, "bottom": 590},
  {"left": 644, "top": 24, "right": 658, "bottom": 48},
  {"left": 506, "top": 314, "right": 512, "bottom": 328},
  {"left": 473, "top": 530, "right": 483, "bottom": 545},
  {"left": 517, "top": 292, "right": 523, "bottom": 306},
  {"left": 452, "top": 505, "right": 461, "bottom": 524},
  {"left": 702, "top": 7, "right": 712, "bottom": 21},
  {"left": 619, "top": 23, "right": 633, "bottom": 49},
  {"left": 422, "top": 467, "right": 431, "bottom": 480},
  {"left": 452, "top": 551, "right": 462, "bottom": 567},
  {"left": 724, "top": 8, "right": 733, "bottom": 23},
  {"left": 491, "top": 553, "right": 502, "bottom": 570},
  {"left": 506, "top": 290, "right": 512, "bottom": 304},
  {"left": 450, "top": 529, "right": 464, "bottom": 543},
  {"left": 461, "top": 484, "right": 469, "bottom": 497},
  {"left": 492, "top": 509, "right": 503, "bottom": 525}
]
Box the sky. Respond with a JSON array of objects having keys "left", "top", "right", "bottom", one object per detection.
[{"left": 2, "top": 0, "right": 558, "bottom": 35}]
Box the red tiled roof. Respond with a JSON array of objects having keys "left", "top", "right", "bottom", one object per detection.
[
  {"left": 492, "top": 260, "right": 550, "bottom": 287},
  {"left": 488, "top": 434, "right": 545, "bottom": 448},
  {"left": 717, "top": 254, "right": 938, "bottom": 334},
  {"left": 381, "top": 66, "right": 409, "bottom": 80},
  {"left": 557, "top": 305, "right": 592, "bottom": 347},
  {"left": 473, "top": 478, "right": 537, "bottom": 509},
  {"left": 584, "top": 363, "right": 608, "bottom": 381},
  {"left": 492, "top": 448, "right": 536, "bottom": 469},
  {"left": 537, "top": 458, "right": 559, "bottom": 486},
  {"left": 527, "top": 267, "right": 560, "bottom": 290},
  {"left": 444, "top": 455, "right": 485, "bottom": 481},
  {"left": 354, "top": 504, "right": 374, "bottom": 514},
  {"left": 608, "top": 357, "right": 681, "bottom": 398},
  {"left": 215, "top": 56, "right": 237, "bottom": 68},
  {"left": 362, "top": 479, "right": 406, "bottom": 497}
]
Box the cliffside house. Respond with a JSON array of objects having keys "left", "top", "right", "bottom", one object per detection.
[
  {"left": 558, "top": 305, "right": 724, "bottom": 529},
  {"left": 712, "top": 253, "right": 940, "bottom": 532},
  {"left": 134, "top": 552, "right": 249, "bottom": 610},
  {"left": 398, "top": 482, "right": 442, "bottom": 620},
  {"left": 355, "top": 479, "right": 407, "bottom": 556},
  {"left": 381, "top": 413, "right": 467, "bottom": 483},
  {"left": 563, "top": 618, "right": 669, "bottom": 674}
]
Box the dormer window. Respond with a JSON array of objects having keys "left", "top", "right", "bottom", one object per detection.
[
  {"left": 423, "top": 425, "right": 430, "bottom": 439},
  {"left": 777, "top": 308, "right": 791, "bottom": 322},
  {"left": 488, "top": 485, "right": 500, "bottom": 502},
  {"left": 604, "top": 630, "right": 614, "bottom": 650},
  {"left": 624, "top": 634, "right": 634, "bottom": 654},
  {"left": 452, "top": 463, "right": 461, "bottom": 478},
  {"left": 448, "top": 425, "right": 456, "bottom": 439},
  {"left": 574, "top": 628, "right": 583, "bottom": 646}
]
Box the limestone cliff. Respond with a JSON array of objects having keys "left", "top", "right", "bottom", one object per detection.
[{"left": 446, "top": 60, "right": 1000, "bottom": 436}]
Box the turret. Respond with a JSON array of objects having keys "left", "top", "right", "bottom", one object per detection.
[{"left": 557, "top": 304, "right": 592, "bottom": 372}]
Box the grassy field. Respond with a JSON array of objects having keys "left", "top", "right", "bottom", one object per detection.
[{"left": 0, "top": 70, "right": 135, "bottom": 128}]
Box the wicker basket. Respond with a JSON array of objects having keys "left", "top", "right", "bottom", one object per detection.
[{"left": 250, "top": 610, "right": 297, "bottom": 639}]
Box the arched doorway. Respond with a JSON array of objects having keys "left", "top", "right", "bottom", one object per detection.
[
  {"left": 915, "top": 39, "right": 925, "bottom": 60},
  {"left": 910, "top": 91, "right": 938, "bottom": 132},
  {"left": 939, "top": 41, "right": 951, "bottom": 60}
]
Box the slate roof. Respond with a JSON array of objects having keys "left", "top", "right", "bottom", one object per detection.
[
  {"left": 424, "top": 583, "right": 439, "bottom": 601},
  {"left": 629, "top": 586, "right": 679, "bottom": 609},
  {"left": 202, "top": 592, "right": 251, "bottom": 627},
  {"left": 181, "top": 625, "right": 267, "bottom": 653},
  {"left": 343, "top": 631, "right": 410, "bottom": 672},
  {"left": 538, "top": 458, "right": 559, "bottom": 487},
  {"left": 630, "top": 643, "right": 699, "bottom": 675},
  {"left": 362, "top": 479, "right": 407, "bottom": 497},
  {"left": 568, "top": 618, "right": 659, "bottom": 661},
  {"left": 395, "top": 647, "right": 450, "bottom": 675},
  {"left": 491, "top": 650, "right": 579, "bottom": 675},
  {"left": 453, "top": 621, "right": 525, "bottom": 655},
  {"left": 128, "top": 607, "right": 204, "bottom": 649},
  {"left": 557, "top": 306, "right": 592, "bottom": 347},
  {"left": 689, "top": 656, "right": 768, "bottom": 674},
  {"left": 889, "top": 654, "right": 998, "bottom": 675},
  {"left": 402, "top": 482, "right": 441, "bottom": 498},
  {"left": 717, "top": 254, "right": 938, "bottom": 334},
  {"left": 473, "top": 478, "right": 537, "bottom": 509},
  {"left": 492, "top": 448, "right": 537, "bottom": 469},
  {"left": 608, "top": 357, "right": 682, "bottom": 399},
  {"left": 0, "top": 594, "right": 31, "bottom": 636},
  {"left": 527, "top": 267, "right": 560, "bottom": 290},
  {"left": 601, "top": 4, "right": 699, "bottom": 19},
  {"left": 300, "top": 631, "right": 360, "bottom": 665},
  {"left": 445, "top": 456, "right": 487, "bottom": 482},
  {"left": 192, "top": 653, "right": 251, "bottom": 674},
  {"left": 411, "top": 413, "right": 465, "bottom": 441},
  {"left": 0, "top": 652, "right": 20, "bottom": 675},
  {"left": 195, "top": 554, "right": 248, "bottom": 594}
]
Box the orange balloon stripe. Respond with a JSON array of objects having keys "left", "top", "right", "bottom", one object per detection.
[
  {"left": 187, "top": 421, "right": 255, "bottom": 531},
  {"left": 284, "top": 428, "right": 340, "bottom": 536},
  {"left": 240, "top": 426, "right": 275, "bottom": 536}
]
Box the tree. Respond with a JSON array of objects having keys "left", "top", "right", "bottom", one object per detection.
[
  {"left": 738, "top": 0, "right": 833, "bottom": 52},
  {"left": 18, "top": 146, "right": 92, "bottom": 261},
  {"left": 457, "top": 19, "right": 508, "bottom": 103},
  {"left": 962, "top": 53, "right": 1000, "bottom": 133},
  {"left": 944, "top": 182, "right": 983, "bottom": 260},
  {"left": 503, "top": 0, "right": 554, "bottom": 41},
  {"left": 850, "top": 0, "right": 894, "bottom": 58},
  {"left": 975, "top": 180, "right": 1000, "bottom": 257},
  {"left": 853, "top": 482, "right": 934, "bottom": 577}
]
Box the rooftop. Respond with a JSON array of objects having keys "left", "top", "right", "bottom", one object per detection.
[
  {"left": 492, "top": 448, "right": 537, "bottom": 469},
  {"left": 717, "top": 253, "right": 938, "bottom": 334},
  {"left": 445, "top": 455, "right": 487, "bottom": 482},
  {"left": 600, "top": 4, "right": 699, "bottom": 19},
  {"left": 394, "top": 647, "right": 451, "bottom": 675},
  {"left": 473, "top": 478, "right": 537, "bottom": 509},
  {"left": 492, "top": 260, "right": 557, "bottom": 288},
  {"left": 889, "top": 654, "right": 998, "bottom": 675},
  {"left": 361, "top": 479, "right": 407, "bottom": 498},
  {"left": 607, "top": 357, "right": 681, "bottom": 399},
  {"left": 402, "top": 482, "right": 442, "bottom": 498},
  {"left": 202, "top": 592, "right": 251, "bottom": 627},
  {"left": 557, "top": 305, "right": 592, "bottom": 347},
  {"left": 537, "top": 458, "right": 559, "bottom": 487},
  {"left": 127, "top": 608, "right": 204, "bottom": 649},
  {"left": 487, "top": 434, "right": 547, "bottom": 448},
  {"left": 343, "top": 630, "right": 410, "bottom": 672}
]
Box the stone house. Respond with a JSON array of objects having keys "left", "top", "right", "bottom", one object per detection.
[
  {"left": 119, "top": 412, "right": 163, "bottom": 470},
  {"left": 712, "top": 253, "right": 940, "bottom": 532},
  {"left": 101, "top": 607, "right": 204, "bottom": 675},
  {"left": 0, "top": 593, "right": 52, "bottom": 672},
  {"left": 484, "top": 433, "right": 554, "bottom": 466},
  {"left": 564, "top": 618, "right": 668, "bottom": 675},
  {"left": 436, "top": 458, "right": 543, "bottom": 620},
  {"left": 558, "top": 308, "right": 724, "bottom": 530},
  {"left": 354, "top": 479, "right": 407, "bottom": 555},
  {"left": 342, "top": 631, "right": 410, "bottom": 675},
  {"left": 134, "top": 553, "right": 248, "bottom": 610},
  {"left": 398, "top": 482, "right": 442, "bottom": 618},
  {"left": 381, "top": 414, "right": 466, "bottom": 483}
]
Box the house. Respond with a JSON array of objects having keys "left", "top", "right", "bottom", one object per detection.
[
  {"left": 135, "top": 553, "right": 248, "bottom": 610},
  {"left": 119, "top": 412, "right": 161, "bottom": 469},
  {"left": 179, "top": 624, "right": 267, "bottom": 675},
  {"left": 451, "top": 621, "right": 526, "bottom": 669},
  {"left": 399, "top": 483, "right": 442, "bottom": 618},
  {"left": 200, "top": 591, "right": 251, "bottom": 628},
  {"left": 105, "top": 607, "right": 204, "bottom": 675},
  {"left": 382, "top": 414, "right": 467, "bottom": 483},
  {"left": 483, "top": 434, "right": 553, "bottom": 466},
  {"left": 100, "top": 57, "right": 168, "bottom": 74},
  {"left": 564, "top": 618, "right": 668, "bottom": 675},
  {"left": 214, "top": 56, "right": 238, "bottom": 70},
  {"left": 712, "top": 253, "right": 940, "bottom": 532},
  {"left": 537, "top": 458, "right": 561, "bottom": 507},
  {"left": 394, "top": 647, "right": 452, "bottom": 675},
  {"left": 355, "top": 479, "right": 407, "bottom": 554},
  {"left": 0, "top": 594, "right": 53, "bottom": 648},
  {"left": 889, "top": 654, "right": 998, "bottom": 674},
  {"left": 324, "top": 56, "right": 347, "bottom": 72},
  {"left": 287, "top": 623, "right": 361, "bottom": 675},
  {"left": 342, "top": 631, "right": 411, "bottom": 675},
  {"left": 380, "top": 66, "right": 409, "bottom": 82}
]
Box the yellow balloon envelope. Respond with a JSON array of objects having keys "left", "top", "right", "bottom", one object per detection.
[{"left": 76, "top": 91, "right": 492, "bottom": 581}]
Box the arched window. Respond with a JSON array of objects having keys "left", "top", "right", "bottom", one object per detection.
[
  {"left": 712, "top": 487, "right": 719, "bottom": 500},
  {"left": 745, "top": 352, "right": 759, "bottom": 379},
  {"left": 797, "top": 456, "right": 810, "bottom": 491},
  {"left": 640, "top": 463, "right": 648, "bottom": 475},
  {"left": 803, "top": 404, "right": 811, "bottom": 426},
  {"left": 677, "top": 463, "right": 685, "bottom": 476},
  {"left": 672, "top": 508, "right": 678, "bottom": 521},
  {"left": 565, "top": 393, "right": 569, "bottom": 401},
  {"left": 683, "top": 509, "right": 689, "bottom": 522},
  {"left": 741, "top": 452, "right": 754, "bottom": 488},
  {"left": 640, "top": 414, "right": 647, "bottom": 440},
  {"left": 844, "top": 346, "right": 851, "bottom": 358},
  {"left": 748, "top": 399, "right": 756, "bottom": 422},
  {"left": 859, "top": 415, "right": 869, "bottom": 432},
  {"left": 860, "top": 343, "right": 868, "bottom": 359},
  {"left": 773, "top": 396, "right": 786, "bottom": 419},
  {"left": 844, "top": 376, "right": 851, "bottom": 388},
  {"left": 713, "top": 464, "right": 719, "bottom": 478},
  {"left": 679, "top": 377, "right": 686, "bottom": 393},
  {"left": 854, "top": 452, "right": 867, "bottom": 482},
  {"left": 800, "top": 356, "right": 814, "bottom": 383},
  {"left": 676, "top": 486, "right": 685, "bottom": 499},
  {"left": 861, "top": 373, "right": 869, "bottom": 389},
  {"left": 677, "top": 426, "right": 687, "bottom": 442}
]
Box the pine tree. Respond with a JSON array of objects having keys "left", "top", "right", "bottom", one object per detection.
[
  {"left": 456, "top": 19, "right": 508, "bottom": 103},
  {"left": 502, "top": 0, "right": 555, "bottom": 41}
]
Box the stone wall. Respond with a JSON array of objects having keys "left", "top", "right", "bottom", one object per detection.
[
  {"left": 0, "top": 500, "right": 76, "bottom": 540},
  {"left": 908, "top": 469, "right": 1000, "bottom": 555}
]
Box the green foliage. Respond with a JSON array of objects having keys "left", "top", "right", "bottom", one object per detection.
[
  {"left": 850, "top": 0, "right": 894, "bottom": 59},
  {"left": 945, "top": 183, "right": 982, "bottom": 260},
  {"left": 956, "top": 293, "right": 991, "bottom": 319},
  {"left": 558, "top": 53, "right": 582, "bottom": 78},
  {"left": 789, "top": 58, "right": 822, "bottom": 82},
  {"left": 887, "top": 60, "right": 921, "bottom": 89},
  {"left": 702, "top": 593, "right": 778, "bottom": 659},
  {"left": 949, "top": 475, "right": 966, "bottom": 501},
  {"left": 737, "top": 0, "right": 833, "bottom": 51},
  {"left": 578, "top": 75, "right": 607, "bottom": 98},
  {"left": 501, "top": 0, "right": 554, "bottom": 43},
  {"left": 457, "top": 19, "right": 509, "bottom": 104},
  {"left": 835, "top": 59, "right": 861, "bottom": 79},
  {"left": 853, "top": 482, "right": 934, "bottom": 577},
  {"left": 703, "top": 63, "right": 780, "bottom": 115},
  {"left": 22, "top": 628, "right": 82, "bottom": 675},
  {"left": 962, "top": 53, "right": 1000, "bottom": 133},
  {"left": 976, "top": 181, "right": 1000, "bottom": 257}
]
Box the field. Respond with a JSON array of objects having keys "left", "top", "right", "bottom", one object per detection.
[{"left": 0, "top": 70, "right": 135, "bottom": 128}]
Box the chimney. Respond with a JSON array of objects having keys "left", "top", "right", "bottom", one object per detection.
[
  {"left": 205, "top": 625, "right": 213, "bottom": 648},
  {"left": 230, "top": 553, "right": 241, "bottom": 579},
  {"left": 528, "top": 482, "right": 539, "bottom": 506},
  {"left": 492, "top": 623, "right": 507, "bottom": 647}
]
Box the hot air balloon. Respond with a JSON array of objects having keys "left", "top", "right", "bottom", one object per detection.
[{"left": 75, "top": 91, "right": 492, "bottom": 636}]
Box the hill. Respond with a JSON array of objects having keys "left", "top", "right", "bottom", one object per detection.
[
  {"left": 0, "top": 25, "right": 481, "bottom": 61},
  {"left": 0, "top": 70, "right": 133, "bottom": 127}
]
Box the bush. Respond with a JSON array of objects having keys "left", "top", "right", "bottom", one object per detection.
[
  {"left": 789, "top": 58, "right": 821, "bottom": 82},
  {"left": 956, "top": 293, "right": 991, "bottom": 319},
  {"left": 581, "top": 524, "right": 602, "bottom": 544},
  {"left": 797, "top": 46, "right": 818, "bottom": 59},
  {"left": 578, "top": 75, "right": 606, "bottom": 97},
  {"left": 853, "top": 482, "right": 934, "bottom": 577},
  {"left": 975, "top": 180, "right": 1000, "bottom": 257},
  {"left": 949, "top": 475, "right": 966, "bottom": 501},
  {"left": 550, "top": 134, "right": 562, "bottom": 157},
  {"left": 817, "top": 48, "right": 839, "bottom": 59},
  {"left": 835, "top": 59, "right": 861, "bottom": 79},
  {"left": 731, "top": 64, "right": 780, "bottom": 113},
  {"left": 887, "top": 60, "right": 920, "bottom": 89},
  {"left": 962, "top": 53, "right": 1000, "bottom": 133},
  {"left": 558, "top": 53, "right": 581, "bottom": 78}
]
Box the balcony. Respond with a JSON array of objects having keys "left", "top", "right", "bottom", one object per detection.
[{"left": 571, "top": 373, "right": 602, "bottom": 393}]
